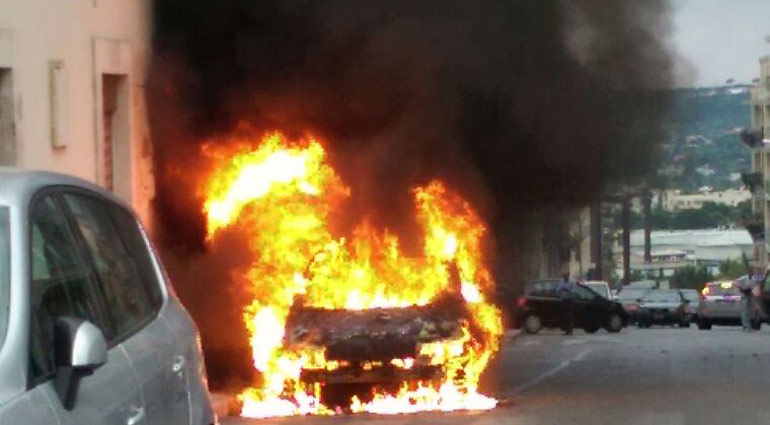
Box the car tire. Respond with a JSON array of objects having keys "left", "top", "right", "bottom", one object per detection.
[
  {"left": 523, "top": 314, "right": 543, "bottom": 334},
  {"left": 606, "top": 314, "right": 623, "bottom": 333},
  {"left": 697, "top": 320, "right": 712, "bottom": 330}
]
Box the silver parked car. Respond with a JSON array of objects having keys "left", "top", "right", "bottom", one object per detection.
[
  {"left": 0, "top": 170, "right": 216, "bottom": 425},
  {"left": 697, "top": 280, "right": 763, "bottom": 330},
  {"left": 679, "top": 289, "right": 700, "bottom": 324}
]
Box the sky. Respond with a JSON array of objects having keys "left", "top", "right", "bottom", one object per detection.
[{"left": 672, "top": 0, "right": 770, "bottom": 87}]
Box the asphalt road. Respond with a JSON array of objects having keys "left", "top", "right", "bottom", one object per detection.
[{"left": 223, "top": 326, "right": 770, "bottom": 425}]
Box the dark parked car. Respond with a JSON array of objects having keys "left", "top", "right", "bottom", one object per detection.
[
  {"left": 513, "top": 280, "right": 628, "bottom": 334},
  {"left": 616, "top": 287, "right": 651, "bottom": 323},
  {"left": 635, "top": 289, "right": 688, "bottom": 328}
]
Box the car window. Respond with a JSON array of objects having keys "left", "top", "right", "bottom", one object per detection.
[
  {"left": 584, "top": 284, "right": 609, "bottom": 298},
  {"left": 575, "top": 286, "right": 597, "bottom": 300},
  {"left": 642, "top": 291, "right": 682, "bottom": 302},
  {"left": 29, "top": 196, "right": 104, "bottom": 382},
  {"left": 62, "top": 193, "right": 154, "bottom": 343},
  {"left": 106, "top": 204, "right": 163, "bottom": 312},
  {"left": 680, "top": 290, "right": 700, "bottom": 302},
  {"left": 617, "top": 289, "right": 648, "bottom": 300},
  {"left": 0, "top": 208, "right": 9, "bottom": 352}
]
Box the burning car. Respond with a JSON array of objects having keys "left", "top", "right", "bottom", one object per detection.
[
  {"left": 284, "top": 260, "right": 484, "bottom": 406},
  {"left": 201, "top": 129, "right": 502, "bottom": 418}
]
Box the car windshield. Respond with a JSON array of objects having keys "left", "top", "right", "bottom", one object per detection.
[
  {"left": 705, "top": 283, "right": 741, "bottom": 296},
  {"left": 642, "top": 290, "right": 682, "bottom": 303},
  {"left": 680, "top": 290, "right": 700, "bottom": 302},
  {"left": 617, "top": 288, "right": 648, "bottom": 300},
  {"left": 583, "top": 283, "right": 609, "bottom": 298}
]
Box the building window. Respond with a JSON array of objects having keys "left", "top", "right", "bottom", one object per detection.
[
  {"left": 0, "top": 68, "right": 15, "bottom": 165},
  {"left": 101, "top": 74, "right": 128, "bottom": 195}
]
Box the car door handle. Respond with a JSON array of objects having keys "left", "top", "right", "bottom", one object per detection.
[
  {"left": 126, "top": 406, "right": 145, "bottom": 425},
  {"left": 172, "top": 355, "right": 186, "bottom": 373}
]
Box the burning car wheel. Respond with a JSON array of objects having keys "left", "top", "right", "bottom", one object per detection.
[
  {"left": 523, "top": 314, "right": 543, "bottom": 334},
  {"left": 606, "top": 314, "right": 623, "bottom": 333}
]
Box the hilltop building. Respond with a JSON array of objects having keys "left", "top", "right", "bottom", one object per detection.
[
  {"left": 626, "top": 229, "right": 753, "bottom": 277},
  {"left": 659, "top": 188, "right": 751, "bottom": 212}
]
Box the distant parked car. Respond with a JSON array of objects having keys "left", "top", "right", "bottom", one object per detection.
[
  {"left": 616, "top": 287, "right": 651, "bottom": 323},
  {"left": 679, "top": 289, "right": 700, "bottom": 324},
  {"left": 513, "top": 280, "right": 628, "bottom": 334},
  {"left": 582, "top": 281, "right": 611, "bottom": 299},
  {"left": 0, "top": 171, "right": 216, "bottom": 425},
  {"left": 635, "top": 290, "right": 688, "bottom": 328},
  {"left": 698, "top": 281, "right": 764, "bottom": 330}
]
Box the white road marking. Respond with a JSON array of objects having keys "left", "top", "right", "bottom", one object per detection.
[
  {"left": 511, "top": 348, "right": 591, "bottom": 394},
  {"left": 562, "top": 338, "right": 587, "bottom": 345}
]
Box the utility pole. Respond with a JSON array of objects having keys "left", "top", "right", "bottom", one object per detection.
[
  {"left": 643, "top": 193, "right": 652, "bottom": 273},
  {"left": 622, "top": 198, "right": 631, "bottom": 286},
  {"left": 591, "top": 203, "right": 602, "bottom": 280}
]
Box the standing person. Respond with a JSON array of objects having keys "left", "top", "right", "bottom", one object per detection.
[
  {"left": 557, "top": 269, "right": 576, "bottom": 335},
  {"left": 735, "top": 275, "right": 753, "bottom": 331}
]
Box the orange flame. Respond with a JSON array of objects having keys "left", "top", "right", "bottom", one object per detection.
[{"left": 202, "top": 129, "right": 502, "bottom": 418}]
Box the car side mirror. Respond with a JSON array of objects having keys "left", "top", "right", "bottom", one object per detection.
[{"left": 53, "top": 317, "right": 108, "bottom": 410}]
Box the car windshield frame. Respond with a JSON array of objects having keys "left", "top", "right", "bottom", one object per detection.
[{"left": 0, "top": 207, "right": 9, "bottom": 352}]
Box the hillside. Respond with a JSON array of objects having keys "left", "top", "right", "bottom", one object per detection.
[{"left": 656, "top": 86, "right": 752, "bottom": 193}]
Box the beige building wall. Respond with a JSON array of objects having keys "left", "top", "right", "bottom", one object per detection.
[{"left": 0, "top": 0, "right": 154, "bottom": 225}]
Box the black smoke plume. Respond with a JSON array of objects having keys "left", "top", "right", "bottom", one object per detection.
[{"left": 147, "top": 0, "right": 677, "bottom": 388}]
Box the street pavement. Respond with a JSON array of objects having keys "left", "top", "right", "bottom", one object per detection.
[{"left": 223, "top": 326, "right": 770, "bottom": 425}]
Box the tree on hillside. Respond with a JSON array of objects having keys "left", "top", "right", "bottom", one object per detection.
[
  {"left": 718, "top": 258, "right": 748, "bottom": 280},
  {"left": 670, "top": 266, "right": 713, "bottom": 290},
  {"left": 623, "top": 200, "right": 752, "bottom": 230}
]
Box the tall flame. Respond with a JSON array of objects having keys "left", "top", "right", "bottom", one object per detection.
[{"left": 202, "top": 130, "right": 502, "bottom": 418}]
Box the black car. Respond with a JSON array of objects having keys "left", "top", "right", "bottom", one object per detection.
[
  {"left": 635, "top": 289, "right": 688, "bottom": 328},
  {"left": 513, "top": 280, "right": 629, "bottom": 334}
]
